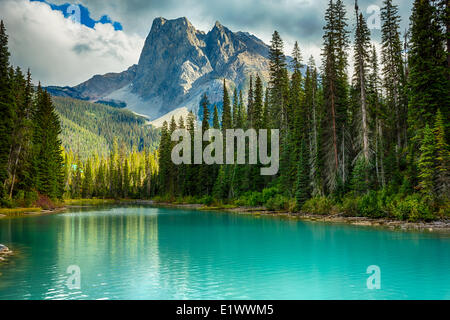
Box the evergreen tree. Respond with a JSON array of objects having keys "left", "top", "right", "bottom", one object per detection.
[
  {"left": 253, "top": 75, "right": 264, "bottom": 129},
  {"left": 0, "top": 21, "right": 14, "bottom": 197},
  {"left": 82, "top": 160, "right": 93, "bottom": 198},
  {"left": 32, "top": 89, "right": 64, "bottom": 199},
  {"left": 213, "top": 105, "right": 220, "bottom": 130},
  {"left": 295, "top": 140, "right": 311, "bottom": 208},
  {"left": 408, "top": 0, "right": 449, "bottom": 185},
  {"left": 268, "top": 31, "right": 288, "bottom": 130},
  {"left": 232, "top": 89, "right": 239, "bottom": 128},
  {"left": 322, "top": 0, "right": 350, "bottom": 193},
  {"left": 434, "top": 109, "right": 449, "bottom": 197},
  {"left": 353, "top": 2, "right": 372, "bottom": 164},
  {"left": 247, "top": 76, "right": 254, "bottom": 128},
  {"left": 381, "top": 0, "right": 408, "bottom": 156},
  {"left": 418, "top": 125, "right": 436, "bottom": 196},
  {"left": 221, "top": 81, "right": 232, "bottom": 131}
]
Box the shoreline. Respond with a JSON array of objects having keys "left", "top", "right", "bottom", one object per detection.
[
  {"left": 146, "top": 201, "right": 450, "bottom": 234},
  {"left": 1, "top": 200, "right": 449, "bottom": 233}
]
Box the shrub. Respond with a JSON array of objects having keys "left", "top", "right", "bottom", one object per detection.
[
  {"left": 357, "top": 191, "right": 384, "bottom": 218},
  {"left": 340, "top": 196, "right": 359, "bottom": 217},
  {"left": 199, "top": 195, "right": 214, "bottom": 206},
  {"left": 388, "top": 194, "right": 434, "bottom": 222},
  {"left": 262, "top": 187, "right": 280, "bottom": 203},
  {"left": 302, "top": 197, "right": 334, "bottom": 215},
  {"left": 0, "top": 197, "right": 14, "bottom": 208},
  {"left": 265, "top": 194, "right": 290, "bottom": 211}
]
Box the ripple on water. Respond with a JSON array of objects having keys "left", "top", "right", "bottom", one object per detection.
[{"left": 0, "top": 206, "right": 449, "bottom": 300}]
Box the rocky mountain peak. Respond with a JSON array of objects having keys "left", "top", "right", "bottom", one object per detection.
[{"left": 47, "top": 17, "right": 271, "bottom": 122}]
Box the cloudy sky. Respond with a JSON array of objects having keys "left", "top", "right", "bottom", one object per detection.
[{"left": 0, "top": 0, "right": 413, "bottom": 86}]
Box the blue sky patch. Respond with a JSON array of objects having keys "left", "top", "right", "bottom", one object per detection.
[{"left": 30, "top": 0, "right": 123, "bottom": 31}]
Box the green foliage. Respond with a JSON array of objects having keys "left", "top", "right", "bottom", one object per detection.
[
  {"left": 302, "top": 197, "right": 335, "bottom": 215},
  {"left": 418, "top": 125, "right": 436, "bottom": 195},
  {"left": 53, "top": 96, "right": 160, "bottom": 160},
  {"left": 388, "top": 194, "right": 434, "bottom": 222},
  {"left": 265, "top": 194, "right": 291, "bottom": 211}
]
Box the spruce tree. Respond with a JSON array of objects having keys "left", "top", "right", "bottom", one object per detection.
[
  {"left": 0, "top": 21, "right": 14, "bottom": 197},
  {"left": 418, "top": 125, "right": 436, "bottom": 196},
  {"left": 434, "top": 109, "right": 449, "bottom": 197},
  {"left": 295, "top": 140, "right": 311, "bottom": 208},
  {"left": 353, "top": 2, "right": 372, "bottom": 164},
  {"left": 381, "top": 0, "right": 407, "bottom": 155},
  {"left": 322, "top": 0, "right": 350, "bottom": 193},
  {"left": 408, "top": 0, "right": 449, "bottom": 188},
  {"left": 253, "top": 75, "right": 264, "bottom": 129},
  {"left": 221, "top": 81, "right": 232, "bottom": 131},
  {"left": 268, "top": 31, "right": 287, "bottom": 129}
]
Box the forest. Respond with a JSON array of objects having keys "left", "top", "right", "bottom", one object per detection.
[
  {"left": 0, "top": 0, "right": 449, "bottom": 222},
  {"left": 154, "top": 0, "right": 449, "bottom": 221}
]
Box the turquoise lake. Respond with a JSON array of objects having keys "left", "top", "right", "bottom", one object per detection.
[{"left": 0, "top": 206, "right": 449, "bottom": 300}]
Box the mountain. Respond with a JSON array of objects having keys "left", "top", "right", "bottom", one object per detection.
[
  {"left": 53, "top": 96, "right": 160, "bottom": 160},
  {"left": 47, "top": 17, "right": 271, "bottom": 123}
]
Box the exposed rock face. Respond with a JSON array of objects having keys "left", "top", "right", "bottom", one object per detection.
[
  {"left": 47, "top": 17, "right": 271, "bottom": 122},
  {"left": 75, "top": 65, "right": 138, "bottom": 101}
]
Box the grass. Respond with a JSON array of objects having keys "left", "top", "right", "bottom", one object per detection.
[{"left": 0, "top": 207, "right": 42, "bottom": 216}]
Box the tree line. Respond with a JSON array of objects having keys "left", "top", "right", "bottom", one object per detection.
[
  {"left": 156, "top": 0, "right": 449, "bottom": 221},
  {"left": 0, "top": 20, "right": 65, "bottom": 206}
]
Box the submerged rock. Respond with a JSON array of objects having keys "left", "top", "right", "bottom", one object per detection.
[{"left": 0, "top": 244, "right": 11, "bottom": 255}]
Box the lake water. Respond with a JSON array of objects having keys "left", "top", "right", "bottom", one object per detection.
[{"left": 0, "top": 206, "right": 449, "bottom": 300}]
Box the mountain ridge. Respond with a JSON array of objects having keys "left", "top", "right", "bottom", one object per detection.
[{"left": 47, "top": 17, "right": 272, "bottom": 123}]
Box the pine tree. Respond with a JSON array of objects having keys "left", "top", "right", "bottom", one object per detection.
[
  {"left": 322, "top": 0, "right": 350, "bottom": 193},
  {"left": 381, "top": 0, "right": 407, "bottom": 156},
  {"left": 353, "top": 2, "right": 372, "bottom": 164},
  {"left": 82, "top": 160, "right": 93, "bottom": 198},
  {"left": 253, "top": 75, "right": 264, "bottom": 129},
  {"left": 123, "top": 158, "right": 130, "bottom": 198},
  {"left": 368, "top": 45, "right": 386, "bottom": 188},
  {"left": 0, "top": 21, "right": 14, "bottom": 197},
  {"left": 158, "top": 121, "right": 170, "bottom": 195},
  {"left": 221, "top": 81, "right": 232, "bottom": 131},
  {"left": 305, "top": 57, "right": 323, "bottom": 196},
  {"left": 232, "top": 89, "right": 239, "bottom": 128},
  {"left": 247, "top": 76, "right": 254, "bottom": 128},
  {"left": 32, "top": 89, "right": 64, "bottom": 199},
  {"left": 213, "top": 105, "right": 220, "bottom": 130},
  {"left": 295, "top": 140, "right": 311, "bottom": 208},
  {"left": 418, "top": 125, "right": 436, "bottom": 196},
  {"left": 434, "top": 109, "right": 449, "bottom": 197},
  {"left": 268, "top": 31, "right": 288, "bottom": 129}
]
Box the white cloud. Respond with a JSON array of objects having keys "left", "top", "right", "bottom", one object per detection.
[{"left": 0, "top": 0, "right": 144, "bottom": 86}]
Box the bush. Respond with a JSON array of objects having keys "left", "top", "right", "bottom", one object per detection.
[
  {"left": 340, "top": 196, "right": 359, "bottom": 217},
  {"left": 199, "top": 195, "right": 214, "bottom": 206},
  {"left": 234, "top": 191, "right": 264, "bottom": 207},
  {"left": 388, "top": 194, "right": 434, "bottom": 222},
  {"left": 0, "top": 197, "right": 14, "bottom": 208},
  {"left": 25, "top": 191, "right": 39, "bottom": 207},
  {"left": 357, "top": 191, "right": 384, "bottom": 218},
  {"left": 265, "top": 194, "right": 290, "bottom": 211},
  {"left": 302, "top": 197, "right": 334, "bottom": 215},
  {"left": 262, "top": 187, "right": 281, "bottom": 203}
]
